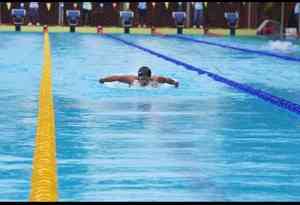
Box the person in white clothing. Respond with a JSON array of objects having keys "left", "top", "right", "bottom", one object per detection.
[
  {"left": 28, "top": 2, "right": 40, "bottom": 26},
  {"left": 58, "top": 2, "right": 64, "bottom": 25},
  {"left": 0, "top": 2, "right": 2, "bottom": 24},
  {"left": 294, "top": 2, "right": 300, "bottom": 36},
  {"left": 137, "top": 2, "right": 147, "bottom": 28},
  {"left": 193, "top": 2, "right": 204, "bottom": 28},
  {"left": 82, "top": 2, "right": 93, "bottom": 26}
]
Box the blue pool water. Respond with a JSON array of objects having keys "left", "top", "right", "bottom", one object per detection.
[
  {"left": 1, "top": 32, "right": 300, "bottom": 201},
  {"left": 0, "top": 33, "right": 43, "bottom": 200}
]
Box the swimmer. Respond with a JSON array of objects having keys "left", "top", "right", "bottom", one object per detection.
[{"left": 99, "top": 66, "right": 179, "bottom": 88}]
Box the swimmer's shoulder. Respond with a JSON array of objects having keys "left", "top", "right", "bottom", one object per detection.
[
  {"left": 120, "top": 75, "right": 137, "bottom": 80},
  {"left": 116, "top": 75, "right": 137, "bottom": 84},
  {"left": 122, "top": 75, "right": 137, "bottom": 80}
]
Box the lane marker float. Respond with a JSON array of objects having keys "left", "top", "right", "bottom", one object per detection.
[{"left": 30, "top": 32, "right": 58, "bottom": 202}]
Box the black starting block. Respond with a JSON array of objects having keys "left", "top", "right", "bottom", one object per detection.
[
  {"left": 224, "top": 12, "right": 239, "bottom": 36},
  {"left": 11, "top": 9, "right": 26, "bottom": 32},
  {"left": 172, "top": 12, "right": 186, "bottom": 34},
  {"left": 66, "top": 10, "right": 80, "bottom": 32},
  {"left": 120, "top": 11, "right": 134, "bottom": 34}
]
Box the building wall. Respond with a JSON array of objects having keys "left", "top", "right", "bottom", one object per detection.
[{"left": 0, "top": 2, "right": 297, "bottom": 28}]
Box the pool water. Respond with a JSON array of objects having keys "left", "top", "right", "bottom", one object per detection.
[
  {"left": 1, "top": 32, "right": 300, "bottom": 201},
  {"left": 0, "top": 32, "right": 42, "bottom": 200}
]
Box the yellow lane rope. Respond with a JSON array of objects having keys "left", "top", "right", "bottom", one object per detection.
[{"left": 29, "top": 32, "right": 58, "bottom": 201}]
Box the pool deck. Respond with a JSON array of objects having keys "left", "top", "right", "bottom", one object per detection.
[{"left": 0, "top": 25, "right": 257, "bottom": 36}]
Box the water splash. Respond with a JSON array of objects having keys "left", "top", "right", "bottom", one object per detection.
[{"left": 263, "top": 40, "right": 298, "bottom": 53}]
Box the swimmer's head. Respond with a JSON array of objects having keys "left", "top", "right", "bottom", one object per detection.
[{"left": 138, "top": 66, "right": 152, "bottom": 86}]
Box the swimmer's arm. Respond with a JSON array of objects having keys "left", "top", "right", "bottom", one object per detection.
[
  {"left": 99, "top": 75, "right": 136, "bottom": 85},
  {"left": 154, "top": 76, "right": 179, "bottom": 88}
]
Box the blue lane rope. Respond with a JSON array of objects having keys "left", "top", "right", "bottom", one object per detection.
[
  {"left": 165, "top": 35, "right": 300, "bottom": 63},
  {"left": 105, "top": 34, "right": 300, "bottom": 117}
]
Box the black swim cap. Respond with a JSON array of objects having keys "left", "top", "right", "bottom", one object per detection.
[{"left": 138, "top": 66, "right": 152, "bottom": 77}]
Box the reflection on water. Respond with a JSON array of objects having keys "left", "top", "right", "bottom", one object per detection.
[
  {"left": 136, "top": 103, "right": 152, "bottom": 112},
  {"left": 54, "top": 94, "right": 228, "bottom": 201}
]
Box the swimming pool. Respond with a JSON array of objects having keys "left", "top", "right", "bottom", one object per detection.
[
  {"left": 1, "top": 32, "right": 300, "bottom": 201},
  {"left": 0, "top": 32, "right": 42, "bottom": 201}
]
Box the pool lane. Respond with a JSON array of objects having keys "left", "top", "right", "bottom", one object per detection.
[
  {"left": 0, "top": 33, "right": 43, "bottom": 201},
  {"left": 50, "top": 33, "right": 230, "bottom": 201},
  {"left": 106, "top": 34, "right": 300, "bottom": 118},
  {"left": 113, "top": 34, "right": 300, "bottom": 106},
  {"left": 166, "top": 35, "right": 300, "bottom": 63},
  {"left": 50, "top": 33, "right": 300, "bottom": 201}
]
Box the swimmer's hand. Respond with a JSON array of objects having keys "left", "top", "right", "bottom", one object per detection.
[
  {"left": 154, "top": 76, "right": 179, "bottom": 88},
  {"left": 99, "top": 79, "right": 105, "bottom": 84}
]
